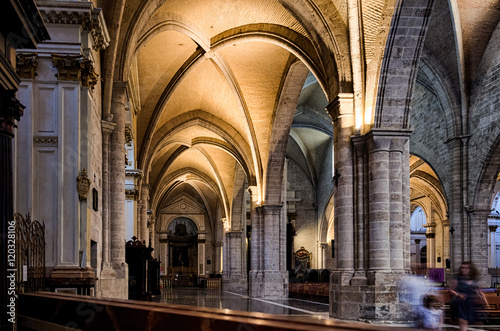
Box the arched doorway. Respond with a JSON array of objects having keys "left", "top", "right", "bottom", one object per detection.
[{"left": 409, "top": 155, "right": 449, "bottom": 274}]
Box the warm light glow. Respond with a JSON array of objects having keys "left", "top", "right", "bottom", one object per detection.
[
  {"left": 355, "top": 112, "right": 363, "bottom": 130},
  {"left": 364, "top": 106, "right": 373, "bottom": 126}
]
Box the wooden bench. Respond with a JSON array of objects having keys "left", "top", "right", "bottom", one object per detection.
[
  {"left": 436, "top": 289, "right": 500, "bottom": 324},
  {"left": 289, "top": 282, "right": 329, "bottom": 303}
]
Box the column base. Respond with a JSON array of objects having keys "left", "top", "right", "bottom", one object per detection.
[
  {"left": 222, "top": 274, "right": 248, "bottom": 294},
  {"left": 99, "top": 262, "right": 128, "bottom": 299},
  {"left": 100, "top": 263, "right": 116, "bottom": 278},
  {"left": 249, "top": 270, "right": 288, "bottom": 299},
  {"left": 330, "top": 270, "right": 411, "bottom": 323}
]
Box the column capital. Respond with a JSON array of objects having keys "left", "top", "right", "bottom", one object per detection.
[
  {"left": 326, "top": 93, "right": 354, "bottom": 122},
  {"left": 16, "top": 53, "right": 38, "bottom": 79},
  {"left": 101, "top": 119, "right": 116, "bottom": 135},
  {"left": 366, "top": 128, "right": 413, "bottom": 153},
  {"left": 257, "top": 204, "right": 283, "bottom": 216},
  {"left": 490, "top": 225, "right": 498, "bottom": 232}
]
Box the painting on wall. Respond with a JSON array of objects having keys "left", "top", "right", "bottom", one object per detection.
[{"left": 294, "top": 246, "right": 311, "bottom": 275}]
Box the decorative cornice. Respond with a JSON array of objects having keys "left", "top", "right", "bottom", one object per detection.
[
  {"left": 33, "top": 136, "right": 58, "bottom": 146},
  {"left": 37, "top": 1, "right": 110, "bottom": 50},
  {"left": 125, "top": 169, "right": 143, "bottom": 179},
  {"left": 51, "top": 54, "right": 98, "bottom": 90},
  {"left": 16, "top": 53, "right": 38, "bottom": 79}
]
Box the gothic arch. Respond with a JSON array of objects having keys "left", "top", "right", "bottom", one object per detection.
[
  {"left": 264, "top": 60, "right": 310, "bottom": 204},
  {"left": 374, "top": 0, "right": 435, "bottom": 129}
]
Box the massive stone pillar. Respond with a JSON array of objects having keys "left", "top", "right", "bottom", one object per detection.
[
  {"left": 101, "top": 81, "right": 128, "bottom": 298},
  {"left": 470, "top": 210, "right": 492, "bottom": 286},
  {"left": 223, "top": 231, "right": 246, "bottom": 292},
  {"left": 365, "top": 130, "right": 411, "bottom": 321},
  {"left": 330, "top": 124, "right": 412, "bottom": 322},
  {"left": 327, "top": 94, "right": 358, "bottom": 318},
  {"left": 248, "top": 187, "right": 287, "bottom": 298}
]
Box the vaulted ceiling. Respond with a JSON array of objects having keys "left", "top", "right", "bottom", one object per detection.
[{"left": 106, "top": 0, "right": 500, "bottom": 227}]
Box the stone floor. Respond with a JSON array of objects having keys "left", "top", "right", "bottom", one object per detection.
[{"left": 151, "top": 288, "right": 500, "bottom": 330}]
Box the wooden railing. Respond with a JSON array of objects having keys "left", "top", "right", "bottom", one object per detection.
[
  {"left": 206, "top": 278, "right": 221, "bottom": 291},
  {"left": 17, "top": 292, "right": 412, "bottom": 330},
  {"left": 289, "top": 283, "right": 329, "bottom": 303}
]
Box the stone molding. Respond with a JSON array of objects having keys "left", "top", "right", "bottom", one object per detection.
[
  {"left": 37, "top": 1, "right": 110, "bottom": 50},
  {"left": 16, "top": 53, "right": 38, "bottom": 79},
  {"left": 125, "top": 169, "right": 143, "bottom": 179},
  {"left": 101, "top": 119, "right": 116, "bottom": 135},
  {"left": 33, "top": 136, "right": 58, "bottom": 146}
]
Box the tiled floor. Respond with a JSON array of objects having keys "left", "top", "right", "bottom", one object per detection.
[
  {"left": 152, "top": 288, "right": 330, "bottom": 320},
  {"left": 151, "top": 288, "right": 500, "bottom": 330}
]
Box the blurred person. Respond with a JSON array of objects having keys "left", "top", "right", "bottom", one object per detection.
[
  {"left": 418, "top": 294, "right": 443, "bottom": 330},
  {"left": 449, "top": 262, "right": 487, "bottom": 331},
  {"left": 399, "top": 274, "right": 431, "bottom": 326}
]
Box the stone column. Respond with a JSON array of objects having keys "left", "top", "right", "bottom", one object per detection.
[
  {"left": 320, "top": 242, "right": 328, "bottom": 269},
  {"left": 248, "top": 186, "right": 262, "bottom": 295},
  {"left": 366, "top": 133, "right": 391, "bottom": 271},
  {"left": 100, "top": 120, "right": 116, "bottom": 279},
  {"left": 223, "top": 231, "right": 247, "bottom": 293},
  {"left": 197, "top": 229, "right": 207, "bottom": 276},
  {"left": 415, "top": 239, "right": 421, "bottom": 267},
  {"left": 446, "top": 137, "right": 466, "bottom": 273},
  {"left": 149, "top": 215, "right": 155, "bottom": 252},
  {"left": 426, "top": 232, "right": 435, "bottom": 268},
  {"left": 352, "top": 135, "right": 367, "bottom": 279},
  {"left": 469, "top": 210, "right": 492, "bottom": 286},
  {"left": 442, "top": 218, "right": 450, "bottom": 269},
  {"left": 248, "top": 191, "right": 287, "bottom": 298},
  {"left": 327, "top": 94, "right": 355, "bottom": 272},
  {"left": 490, "top": 225, "right": 498, "bottom": 268},
  {"left": 139, "top": 183, "right": 149, "bottom": 245},
  {"left": 214, "top": 242, "right": 223, "bottom": 274},
  {"left": 107, "top": 81, "right": 128, "bottom": 298}
]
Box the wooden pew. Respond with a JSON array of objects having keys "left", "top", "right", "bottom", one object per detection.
[{"left": 18, "top": 292, "right": 410, "bottom": 331}]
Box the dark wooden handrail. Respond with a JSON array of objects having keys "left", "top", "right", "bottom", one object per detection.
[{"left": 17, "top": 292, "right": 412, "bottom": 330}]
